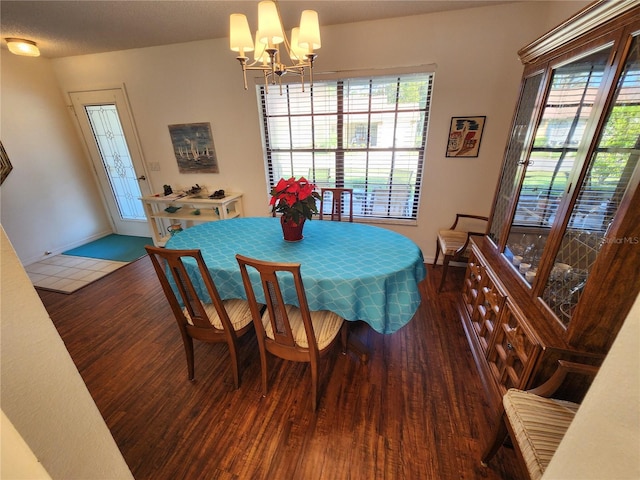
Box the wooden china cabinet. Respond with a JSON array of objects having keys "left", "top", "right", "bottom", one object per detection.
[{"left": 460, "top": 0, "right": 640, "bottom": 412}]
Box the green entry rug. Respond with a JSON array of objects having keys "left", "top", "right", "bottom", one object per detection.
[{"left": 62, "top": 234, "right": 152, "bottom": 262}]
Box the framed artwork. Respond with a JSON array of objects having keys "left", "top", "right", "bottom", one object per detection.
[
  {"left": 446, "top": 116, "right": 486, "bottom": 158},
  {"left": 0, "top": 141, "right": 13, "bottom": 185},
  {"left": 168, "top": 122, "right": 219, "bottom": 173}
]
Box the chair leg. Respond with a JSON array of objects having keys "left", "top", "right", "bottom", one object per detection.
[
  {"left": 310, "top": 357, "right": 319, "bottom": 412},
  {"left": 259, "top": 345, "right": 269, "bottom": 397},
  {"left": 433, "top": 240, "right": 441, "bottom": 267},
  {"left": 227, "top": 337, "right": 241, "bottom": 390},
  {"left": 182, "top": 336, "right": 196, "bottom": 381},
  {"left": 340, "top": 322, "right": 348, "bottom": 354},
  {"left": 481, "top": 413, "right": 509, "bottom": 467},
  {"left": 438, "top": 255, "right": 451, "bottom": 292}
]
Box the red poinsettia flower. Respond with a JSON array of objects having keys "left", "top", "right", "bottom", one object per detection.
[{"left": 270, "top": 176, "right": 321, "bottom": 224}]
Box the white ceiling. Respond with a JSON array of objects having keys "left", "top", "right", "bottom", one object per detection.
[{"left": 1, "top": 0, "right": 516, "bottom": 58}]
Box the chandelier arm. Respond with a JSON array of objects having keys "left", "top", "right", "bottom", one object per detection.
[
  {"left": 263, "top": 70, "right": 270, "bottom": 94},
  {"left": 235, "top": 56, "right": 249, "bottom": 90},
  {"left": 245, "top": 59, "right": 263, "bottom": 69},
  {"left": 307, "top": 54, "right": 316, "bottom": 87},
  {"left": 273, "top": 0, "right": 293, "bottom": 59}
]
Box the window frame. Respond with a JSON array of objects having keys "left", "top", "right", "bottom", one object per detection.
[{"left": 257, "top": 70, "right": 434, "bottom": 225}]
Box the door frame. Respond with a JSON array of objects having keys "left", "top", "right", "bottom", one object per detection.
[{"left": 69, "top": 85, "right": 152, "bottom": 237}]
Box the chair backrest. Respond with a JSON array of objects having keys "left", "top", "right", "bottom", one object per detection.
[
  {"left": 145, "top": 246, "right": 235, "bottom": 336},
  {"left": 319, "top": 188, "right": 354, "bottom": 222},
  {"left": 236, "top": 254, "right": 319, "bottom": 357}
]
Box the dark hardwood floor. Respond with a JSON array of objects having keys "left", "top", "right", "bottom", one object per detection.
[{"left": 38, "top": 256, "right": 522, "bottom": 479}]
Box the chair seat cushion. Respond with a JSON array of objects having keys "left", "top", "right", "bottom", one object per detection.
[
  {"left": 262, "top": 305, "right": 344, "bottom": 350},
  {"left": 504, "top": 389, "right": 580, "bottom": 480},
  {"left": 438, "top": 229, "right": 469, "bottom": 256},
  {"left": 183, "top": 299, "right": 254, "bottom": 331}
]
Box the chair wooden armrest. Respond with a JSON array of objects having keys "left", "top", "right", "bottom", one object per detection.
[
  {"left": 526, "top": 360, "right": 600, "bottom": 397},
  {"left": 481, "top": 359, "right": 601, "bottom": 479},
  {"left": 449, "top": 213, "right": 489, "bottom": 230},
  {"left": 454, "top": 231, "right": 486, "bottom": 256}
]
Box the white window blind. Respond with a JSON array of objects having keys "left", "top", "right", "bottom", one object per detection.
[{"left": 259, "top": 72, "right": 433, "bottom": 220}]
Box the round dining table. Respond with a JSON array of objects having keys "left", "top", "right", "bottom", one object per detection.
[{"left": 165, "top": 217, "right": 426, "bottom": 334}]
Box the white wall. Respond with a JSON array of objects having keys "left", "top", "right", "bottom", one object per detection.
[
  {"left": 543, "top": 291, "right": 640, "bottom": 479},
  {"left": 0, "top": 50, "right": 111, "bottom": 265},
  {"left": 0, "top": 227, "right": 133, "bottom": 479},
  {"left": 1, "top": 410, "right": 53, "bottom": 479},
  {"left": 22, "top": 1, "right": 580, "bottom": 263}
]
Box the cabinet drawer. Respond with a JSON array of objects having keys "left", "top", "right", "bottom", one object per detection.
[
  {"left": 487, "top": 301, "right": 540, "bottom": 395},
  {"left": 461, "top": 251, "right": 483, "bottom": 316},
  {"left": 471, "top": 272, "right": 505, "bottom": 355}
]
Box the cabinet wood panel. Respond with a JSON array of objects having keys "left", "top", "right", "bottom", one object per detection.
[
  {"left": 487, "top": 301, "right": 540, "bottom": 394},
  {"left": 459, "top": 3, "right": 639, "bottom": 412}
]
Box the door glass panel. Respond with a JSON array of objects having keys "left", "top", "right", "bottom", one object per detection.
[
  {"left": 489, "top": 72, "right": 544, "bottom": 245},
  {"left": 85, "top": 104, "right": 145, "bottom": 220},
  {"left": 542, "top": 35, "right": 640, "bottom": 326},
  {"left": 505, "top": 45, "right": 613, "bottom": 282}
]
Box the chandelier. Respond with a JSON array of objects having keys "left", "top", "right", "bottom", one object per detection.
[{"left": 229, "top": 0, "right": 321, "bottom": 92}]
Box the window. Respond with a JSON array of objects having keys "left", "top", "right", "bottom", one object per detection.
[{"left": 259, "top": 72, "right": 433, "bottom": 221}]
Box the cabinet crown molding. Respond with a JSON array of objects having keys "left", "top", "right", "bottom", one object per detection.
[{"left": 518, "top": 0, "right": 638, "bottom": 64}]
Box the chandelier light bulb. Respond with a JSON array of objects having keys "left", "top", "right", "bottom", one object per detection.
[
  {"left": 289, "top": 27, "right": 305, "bottom": 62},
  {"left": 258, "top": 1, "right": 284, "bottom": 46},
  {"left": 230, "top": 14, "right": 254, "bottom": 54},
  {"left": 254, "top": 31, "right": 269, "bottom": 63},
  {"left": 298, "top": 10, "right": 321, "bottom": 51}
]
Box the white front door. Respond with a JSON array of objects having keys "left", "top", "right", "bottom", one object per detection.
[{"left": 70, "top": 88, "right": 151, "bottom": 237}]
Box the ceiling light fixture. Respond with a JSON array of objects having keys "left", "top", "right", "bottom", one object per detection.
[
  {"left": 229, "top": 0, "right": 321, "bottom": 92},
  {"left": 5, "top": 38, "right": 40, "bottom": 57}
]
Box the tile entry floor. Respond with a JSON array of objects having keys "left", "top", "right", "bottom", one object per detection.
[{"left": 25, "top": 254, "right": 128, "bottom": 294}]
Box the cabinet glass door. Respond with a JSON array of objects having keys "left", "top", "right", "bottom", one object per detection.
[
  {"left": 489, "top": 72, "right": 543, "bottom": 246},
  {"left": 541, "top": 35, "right": 640, "bottom": 326},
  {"left": 504, "top": 44, "right": 614, "bottom": 283}
]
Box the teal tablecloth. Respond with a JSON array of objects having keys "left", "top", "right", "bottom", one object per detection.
[{"left": 165, "top": 217, "right": 426, "bottom": 334}]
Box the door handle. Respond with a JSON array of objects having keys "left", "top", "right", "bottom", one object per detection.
[{"left": 137, "top": 175, "right": 146, "bottom": 181}]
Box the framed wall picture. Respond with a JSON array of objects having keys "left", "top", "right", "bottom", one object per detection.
[
  {"left": 168, "top": 122, "right": 219, "bottom": 173},
  {"left": 0, "top": 141, "right": 13, "bottom": 185},
  {"left": 446, "top": 116, "right": 486, "bottom": 157}
]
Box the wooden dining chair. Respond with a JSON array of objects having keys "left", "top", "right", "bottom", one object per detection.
[
  {"left": 481, "top": 360, "right": 600, "bottom": 479},
  {"left": 236, "top": 254, "right": 348, "bottom": 411},
  {"left": 319, "top": 187, "right": 354, "bottom": 222},
  {"left": 433, "top": 213, "right": 489, "bottom": 292},
  {"left": 145, "top": 246, "right": 255, "bottom": 389}
]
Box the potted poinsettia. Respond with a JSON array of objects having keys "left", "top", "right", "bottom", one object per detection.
[{"left": 270, "top": 176, "right": 321, "bottom": 241}]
